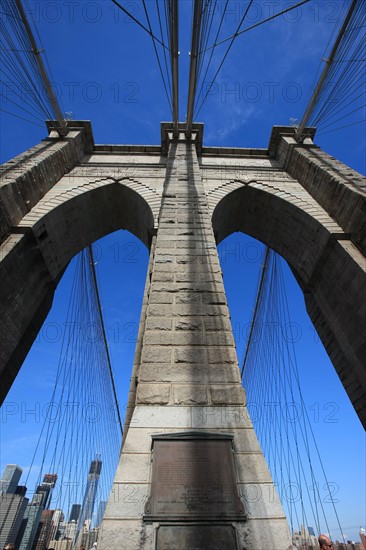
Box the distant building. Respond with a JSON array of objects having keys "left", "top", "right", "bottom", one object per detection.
[
  {"left": 50, "top": 509, "right": 64, "bottom": 541},
  {"left": 0, "top": 488, "right": 29, "bottom": 548},
  {"left": 64, "top": 519, "right": 78, "bottom": 539},
  {"left": 74, "top": 457, "right": 102, "bottom": 545},
  {"left": 46, "top": 540, "right": 73, "bottom": 550},
  {"left": 33, "top": 509, "right": 56, "bottom": 550},
  {"left": 69, "top": 503, "right": 81, "bottom": 522},
  {"left": 0, "top": 465, "right": 28, "bottom": 548},
  {"left": 18, "top": 473, "right": 57, "bottom": 550},
  {"left": 56, "top": 519, "right": 66, "bottom": 540},
  {"left": 292, "top": 524, "right": 318, "bottom": 548},
  {"left": 0, "top": 464, "right": 22, "bottom": 494}
]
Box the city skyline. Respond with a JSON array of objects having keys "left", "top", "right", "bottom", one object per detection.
[
  {"left": 0, "top": 461, "right": 104, "bottom": 549},
  {"left": 1, "top": 460, "right": 365, "bottom": 548}
]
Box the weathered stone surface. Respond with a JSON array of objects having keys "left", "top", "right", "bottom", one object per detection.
[
  {"left": 235, "top": 453, "right": 273, "bottom": 483},
  {"left": 141, "top": 347, "right": 171, "bottom": 363},
  {"left": 231, "top": 428, "right": 262, "bottom": 453},
  {"left": 175, "top": 318, "right": 202, "bottom": 330},
  {"left": 174, "top": 348, "right": 205, "bottom": 363},
  {"left": 207, "top": 347, "right": 238, "bottom": 364},
  {"left": 145, "top": 318, "right": 173, "bottom": 331},
  {"left": 136, "top": 383, "right": 170, "bottom": 404},
  {"left": 191, "top": 406, "right": 252, "bottom": 429},
  {"left": 104, "top": 483, "right": 149, "bottom": 518},
  {"left": 172, "top": 384, "right": 208, "bottom": 405},
  {"left": 204, "top": 317, "right": 233, "bottom": 331},
  {"left": 238, "top": 483, "right": 285, "bottom": 519},
  {"left": 152, "top": 271, "right": 174, "bottom": 282},
  {"left": 149, "top": 291, "right": 174, "bottom": 304},
  {"left": 98, "top": 519, "right": 154, "bottom": 550},
  {"left": 129, "top": 406, "right": 192, "bottom": 429},
  {"left": 148, "top": 303, "right": 227, "bottom": 317},
  {"left": 114, "top": 453, "right": 151, "bottom": 483},
  {"left": 143, "top": 330, "right": 235, "bottom": 346},
  {"left": 174, "top": 292, "right": 201, "bottom": 304},
  {"left": 236, "top": 518, "right": 292, "bottom": 550},
  {"left": 121, "top": 427, "right": 160, "bottom": 453},
  {"left": 155, "top": 524, "right": 238, "bottom": 550},
  {"left": 139, "top": 363, "right": 241, "bottom": 384},
  {"left": 210, "top": 384, "right": 246, "bottom": 405}
]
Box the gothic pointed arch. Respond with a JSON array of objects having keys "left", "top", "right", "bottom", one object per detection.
[
  {"left": 0, "top": 179, "right": 155, "bottom": 402},
  {"left": 212, "top": 181, "right": 366, "bottom": 426}
]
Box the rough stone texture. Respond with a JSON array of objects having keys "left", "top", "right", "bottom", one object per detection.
[
  {"left": 136, "top": 383, "right": 170, "bottom": 405},
  {"left": 275, "top": 133, "right": 366, "bottom": 253},
  {"left": 1, "top": 122, "right": 365, "bottom": 549},
  {"left": 0, "top": 123, "right": 94, "bottom": 243},
  {"left": 98, "top": 520, "right": 154, "bottom": 550},
  {"left": 210, "top": 385, "right": 246, "bottom": 405},
  {"left": 172, "top": 384, "right": 208, "bottom": 405},
  {"left": 208, "top": 129, "right": 366, "bottom": 426},
  {"left": 236, "top": 518, "right": 292, "bottom": 550},
  {"left": 98, "top": 137, "right": 292, "bottom": 549}
]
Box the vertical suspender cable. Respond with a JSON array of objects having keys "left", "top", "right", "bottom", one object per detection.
[
  {"left": 186, "top": 0, "right": 203, "bottom": 138},
  {"left": 295, "top": 0, "right": 358, "bottom": 142},
  {"left": 170, "top": 0, "right": 179, "bottom": 137},
  {"left": 14, "top": 0, "right": 68, "bottom": 136},
  {"left": 89, "top": 245, "right": 123, "bottom": 436},
  {"left": 241, "top": 246, "right": 270, "bottom": 378}
]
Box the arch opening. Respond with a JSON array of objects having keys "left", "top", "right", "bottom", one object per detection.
[
  {"left": 212, "top": 184, "right": 366, "bottom": 427},
  {"left": 0, "top": 181, "right": 154, "bottom": 403}
]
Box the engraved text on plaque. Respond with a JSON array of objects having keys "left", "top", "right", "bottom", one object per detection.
[{"left": 144, "top": 433, "right": 245, "bottom": 521}]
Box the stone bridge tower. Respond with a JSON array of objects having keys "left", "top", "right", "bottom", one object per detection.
[{"left": 0, "top": 121, "right": 365, "bottom": 549}]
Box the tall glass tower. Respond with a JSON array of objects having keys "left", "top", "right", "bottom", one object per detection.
[{"left": 74, "top": 457, "right": 102, "bottom": 545}]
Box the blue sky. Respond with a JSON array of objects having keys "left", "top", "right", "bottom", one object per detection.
[{"left": 0, "top": 0, "right": 365, "bottom": 543}]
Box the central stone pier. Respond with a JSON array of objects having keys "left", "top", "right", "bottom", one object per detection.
[{"left": 98, "top": 128, "right": 292, "bottom": 549}]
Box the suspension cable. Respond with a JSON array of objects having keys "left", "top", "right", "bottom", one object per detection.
[
  {"left": 200, "top": 0, "right": 311, "bottom": 54},
  {"left": 186, "top": 0, "right": 204, "bottom": 137},
  {"left": 14, "top": 0, "right": 68, "bottom": 135},
  {"left": 89, "top": 245, "right": 123, "bottom": 436},
  {"left": 295, "top": 0, "right": 360, "bottom": 141},
  {"left": 142, "top": 0, "right": 173, "bottom": 115},
  {"left": 111, "top": 0, "right": 170, "bottom": 51},
  {"left": 241, "top": 247, "right": 346, "bottom": 543},
  {"left": 195, "top": 0, "right": 253, "bottom": 120},
  {"left": 241, "top": 245, "right": 270, "bottom": 377}
]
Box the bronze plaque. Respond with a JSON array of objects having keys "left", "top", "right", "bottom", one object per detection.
[
  {"left": 144, "top": 432, "right": 245, "bottom": 521},
  {"left": 156, "top": 524, "right": 238, "bottom": 550}
]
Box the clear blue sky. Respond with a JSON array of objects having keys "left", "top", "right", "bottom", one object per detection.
[{"left": 1, "top": 0, "right": 365, "bottom": 543}]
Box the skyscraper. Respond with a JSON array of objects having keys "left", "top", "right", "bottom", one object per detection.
[
  {"left": 49, "top": 509, "right": 64, "bottom": 542},
  {"left": 0, "top": 464, "right": 22, "bottom": 494},
  {"left": 69, "top": 503, "right": 81, "bottom": 522},
  {"left": 0, "top": 466, "right": 29, "bottom": 548},
  {"left": 74, "top": 457, "right": 102, "bottom": 545},
  {"left": 33, "top": 509, "right": 56, "bottom": 550},
  {"left": 18, "top": 473, "right": 57, "bottom": 550},
  {"left": 0, "top": 486, "right": 29, "bottom": 548}
]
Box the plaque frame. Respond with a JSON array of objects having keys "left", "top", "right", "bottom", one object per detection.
[
  {"left": 154, "top": 522, "right": 239, "bottom": 550},
  {"left": 143, "top": 432, "right": 246, "bottom": 522}
]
